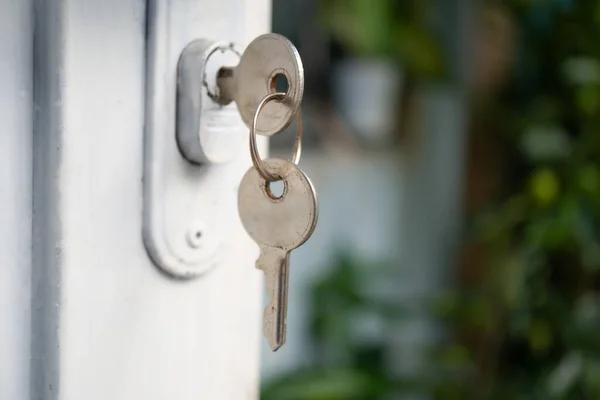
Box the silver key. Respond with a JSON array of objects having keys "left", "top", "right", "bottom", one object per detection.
[
  {"left": 238, "top": 158, "right": 318, "bottom": 351},
  {"left": 218, "top": 33, "right": 304, "bottom": 137}
]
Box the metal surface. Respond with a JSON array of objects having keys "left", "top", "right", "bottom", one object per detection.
[
  {"left": 215, "top": 66, "right": 236, "bottom": 104},
  {"left": 144, "top": 0, "right": 262, "bottom": 279},
  {"left": 238, "top": 159, "right": 318, "bottom": 350},
  {"left": 234, "top": 33, "right": 304, "bottom": 136},
  {"left": 176, "top": 39, "right": 244, "bottom": 164},
  {"left": 27, "top": 0, "right": 269, "bottom": 398},
  {"left": 249, "top": 92, "right": 303, "bottom": 181}
]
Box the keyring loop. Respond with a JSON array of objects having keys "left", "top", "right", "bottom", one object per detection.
[{"left": 249, "top": 92, "right": 303, "bottom": 182}]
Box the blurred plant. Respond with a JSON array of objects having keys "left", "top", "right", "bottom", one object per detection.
[
  {"left": 317, "top": 0, "right": 444, "bottom": 78},
  {"left": 259, "top": 253, "right": 482, "bottom": 399},
  {"left": 265, "top": 1, "right": 600, "bottom": 399},
  {"left": 261, "top": 252, "right": 415, "bottom": 400},
  {"left": 453, "top": 0, "right": 600, "bottom": 398}
]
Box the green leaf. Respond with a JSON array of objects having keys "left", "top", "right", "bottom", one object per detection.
[
  {"left": 576, "top": 85, "right": 600, "bottom": 117},
  {"left": 528, "top": 319, "right": 553, "bottom": 353},
  {"left": 582, "top": 357, "right": 600, "bottom": 396},
  {"left": 562, "top": 57, "right": 600, "bottom": 85},
  {"left": 262, "top": 368, "right": 384, "bottom": 400},
  {"left": 520, "top": 125, "right": 571, "bottom": 161},
  {"left": 529, "top": 168, "right": 561, "bottom": 206},
  {"left": 546, "top": 352, "right": 583, "bottom": 397}
]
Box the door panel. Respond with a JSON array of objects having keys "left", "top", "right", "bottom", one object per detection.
[
  {"left": 0, "top": 1, "right": 33, "bottom": 399},
  {"left": 28, "top": 0, "right": 269, "bottom": 399}
]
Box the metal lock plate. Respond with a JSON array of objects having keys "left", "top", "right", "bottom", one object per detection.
[
  {"left": 143, "top": 4, "right": 252, "bottom": 279},
  {"left": 176, "top": 40, "right": 243, "bottom": 164}
]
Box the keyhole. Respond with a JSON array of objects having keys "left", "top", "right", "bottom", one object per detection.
[
  {"left": 270, "top": 73, "right": 289, "bottom": 95},
  {"left": 267, "top": 180, "right": 285, "bottom": 199}
]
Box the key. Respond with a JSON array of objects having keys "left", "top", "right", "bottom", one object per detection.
[
  {"left": 238, "top": 158, "right": 318, "bottom": 351},
  {"left": 217, "top": 33, "right": 304, "bottom": 137},
  {"left": 176, "top": 34, "right": 303, "bottom": 164}
]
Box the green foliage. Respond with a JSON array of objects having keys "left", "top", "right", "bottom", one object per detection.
[
  {"left": 262, "top": 253, "right": 408, "bottom": 399},
  {"left": 264, "top": 1, "right": 600, "bottom": 398},
  {"left": 262, "top": 367, "right": 384, "bottom": 400},
  {"left": 318, "top": 0, "right": 444, "bottom": 77},
  {"left": 450, "top": 0, "right": 600, "bottom": 397}
]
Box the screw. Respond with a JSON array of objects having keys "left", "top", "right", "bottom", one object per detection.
[{"left": 187, "top": 228, "right": 203, "bottom": 248}]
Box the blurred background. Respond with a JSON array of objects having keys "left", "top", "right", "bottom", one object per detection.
[{"left": 261, "top": 0, "right": 600, "bottom": 399}]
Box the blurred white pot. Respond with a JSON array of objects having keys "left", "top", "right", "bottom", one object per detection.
[{"left": 332, "top": 58, "right": 404, "bottom": 148}]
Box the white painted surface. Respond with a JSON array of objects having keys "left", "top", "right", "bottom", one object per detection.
[
  {"left": 0, "top": 1, "right": 33, "bottom": 399},
  {"left": 28, "top": 1, "right": 270, "bottom": 399},
  {"left": 143, "top": 2, "right": 271, "bottom": 280}
]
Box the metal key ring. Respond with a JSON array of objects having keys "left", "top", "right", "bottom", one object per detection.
[{"left": 249, "top": 92, "right": 303, "bottom": 182}]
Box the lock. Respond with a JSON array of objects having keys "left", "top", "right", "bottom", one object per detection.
[
  {"left": 143, "top": 33, "right": 250, "bottom": 279},
  {"left": 143, "top": 29, "right": 304, "bottom": 279},
  {"left": 176, "top": 40, "right": 244, "bottom": 164},
  {"left": 176, "top": 34, "right": 304, "bottom": 165}
]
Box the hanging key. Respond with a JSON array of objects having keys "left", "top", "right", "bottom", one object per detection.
[
  {"left": 216, "top": 33, "right": 304, "bottom": 137},
  {"left": 238, "top": 158, "right": 318, "bottom": 351}
]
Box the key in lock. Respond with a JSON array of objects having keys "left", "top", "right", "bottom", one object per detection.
[{"left": 176, "top": 33, "right": 304, "bottom": 165}]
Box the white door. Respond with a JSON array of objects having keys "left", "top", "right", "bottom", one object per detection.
[{"left": 0, "top": 0, "right": 270, "bottom": 399}]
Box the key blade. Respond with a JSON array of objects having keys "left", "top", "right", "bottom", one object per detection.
[{"left": 258, "top": 247, "right": 290, "bottom": 351}]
